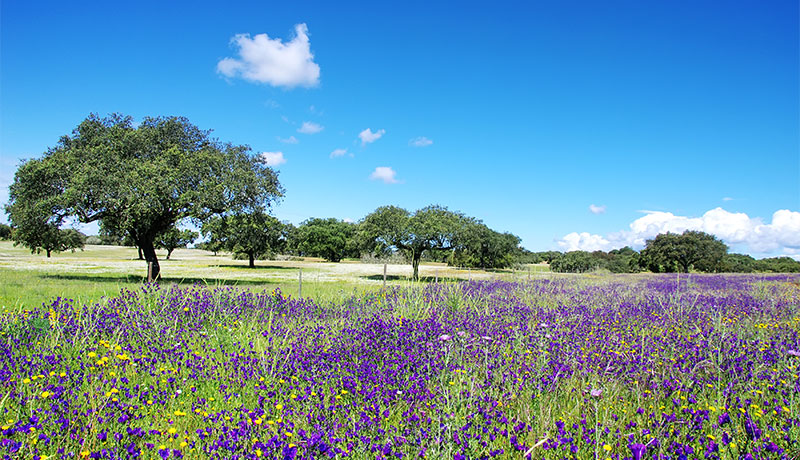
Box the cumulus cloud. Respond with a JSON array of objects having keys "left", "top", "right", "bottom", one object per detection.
[
  {"left": 297, "top": 121, "right": 323, "bottom": 134},
  {"left": 369, "top": 166, "right": 399, "bottom": 184},
  {"left": 343, "top": 217, "right": 354, "bottom": 223},
  {"left": 260, "top": 151, "right": 286, "bottom": 166},
  {"left": 558, "top": 232, "right": 612, "bottom": 252},
  {"left": 359, "top": 128, "right": 385, "bottom": 145},
  {"left": 278, "top": 135, "right": 298, "bottom": 144},
  {"left": 409, "top": 136, "right": 433, "bottom": 147},
  {"left": 589, "top": 204, "right": 606, "bottom": 215},
  {"left": 557, "top": 207, "right": 800, "bottom": 257},
  {"left": 217, "top": 24, "right": 320, "bottom": 88},
  {"left": 330, "top": 148, "right": 348, "bottom": 158}
]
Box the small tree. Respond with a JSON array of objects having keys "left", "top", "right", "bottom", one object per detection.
[
  {"left": 203, "top": 212, "right": 286, "bottom": 268},
  {"left": 0, "top": 223, "right": 11, "bottom": 240},
  {"left": 295, "top": 218, "right": 357, "bottom": 262},
  {"left": 11, "top": 218, "right": 85, "bottom": 258},
  {"left": 359, "top": 205, "right": 469, "bottom": 280},
  {"left": 156, "top": 227, "right": 198, "bottom": 259}
]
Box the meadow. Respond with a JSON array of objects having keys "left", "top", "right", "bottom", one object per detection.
[
  {"left": 0, "top": 241, "right": 544, "bottom": 310},
  {"left": 0, "top": 244, "right": 798, "bottom": 459}
]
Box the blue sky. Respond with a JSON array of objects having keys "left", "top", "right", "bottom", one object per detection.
[{"left": 1, "top": 1, "right": 798, "bottom": 257}]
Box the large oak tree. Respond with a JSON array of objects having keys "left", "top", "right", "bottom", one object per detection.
[{"left": 5, "top": 114, "right": 283, "bottom": 279}]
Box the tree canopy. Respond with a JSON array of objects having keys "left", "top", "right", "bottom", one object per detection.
[
  {"left": 293, "top": 218, "right": 358, "bottom": 262},
  {"left": 10, "top": 221, "right": 85, "bottom": 258},
  {"left": 0, "top": 224, "right": 11, "bottom": 240},
  {"left": 359, "top": 205, "right": 469, "bottom": 280},
  {"left": 451, "top": 223, "right": 521, "bottom": 269},
  {"left": 641, "top": 230, "right": 728, "bottom": 273},
  {"left": 202, "top": 212, "right": 287, "bottom": 268},
  {"left": 156, "top": 227, "right": 198, "bottom": 260},
  {"left": 5, "top": 114, "right": 282, "bottom": 279}
]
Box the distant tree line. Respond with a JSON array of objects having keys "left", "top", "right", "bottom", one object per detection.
[
  {"left": 197, "top": 204, "right": 524, "bottom": 280},
  {"left": 535, "top": 230, "right": 800, "bottom": 273}
]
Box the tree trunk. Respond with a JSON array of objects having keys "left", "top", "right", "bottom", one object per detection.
[
  {"left": 137, "top": 247, "right": 144, "bottom": 260},
  {"left": 46, "top": 249, "right": 51, "bottom": 258},
  {"left": 249, "top": 252, "right": 255, "bottom": 268},
  {"left": 412, "top": 251, "right": 421, "bottom": 281},
  {"left": 166, "top": 248, "right": 173, "bottom": 260},
  {"left": 140, "top": 238, "right": 161, "bottom": 281}
]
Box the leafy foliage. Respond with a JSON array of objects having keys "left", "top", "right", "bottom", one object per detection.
[
  {"left": 641, "top": 230, "right": 728, "bottom": 273},
  {"left": 359, "top": 205, "right": 469, "bottom": 280},
  {"left": 451, "top": 223, "right": 521, "bottom": 269},
  {"left": 155, "top": 227, "right": 198, "bottom": 259},
  {"left": 755, "top": 257, "right": 800, "bottom": 273},
  {"left": 203, "top": 212, "right": 287, "bottom": 267},
  {"left": 293, "top": 218, "right": 358, "bottom": 262},
  {"left": 550, "top": 251, "right": 597, "bottom": 273},
  {"left": 5, "top": 199, "right": 86, "bottom": 258},
  {"left": 5, "top": 113, "right": 282, "bottom": 278},
  {"left": 0, "top": 223, "right": 11, "bottom": 240}
]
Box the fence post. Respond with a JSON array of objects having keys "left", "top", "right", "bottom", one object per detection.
[
  {"left": 147, "top": 262, "right": 153, "bottom": 282},
  {"left": 383, "top": 263, "right": 387, "bottom": 288},
  {"left": 298, "top": 268, "right": 303, "bottom": 298},
  {"left": 435, "top": 269, "right": 439, "bottom": 284},
  {"left": 528, "top": 267, "right": 531, "bottom": 281}
]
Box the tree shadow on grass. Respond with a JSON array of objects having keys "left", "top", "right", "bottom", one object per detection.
[
  {"left": 40, "top": 273, "right": 280, "bottom": 287},
  {"left": 211, "top": 264, "right": 297, "bottom": 271},
  {"left": 361, "top": 274, "right": 461, "bottom": 283}
]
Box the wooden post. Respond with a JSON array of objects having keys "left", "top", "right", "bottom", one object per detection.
[
  {"left": 383, "top": 263, "right": 387, "bottom": 288},
  {"left": 435, "top": 269, "right": 439, "bottom": 284},
  {"left": 147, "top": 262, "right": 153, "bottom": 282},
  {"left": 298, "top": 268, "right": 303, "bottom": 298},
  {"left": 468, "top": 268, "right": 471, "bottom": 281},
  {"left": 528, "top": 267, "right": 531, "bottom": 281}
]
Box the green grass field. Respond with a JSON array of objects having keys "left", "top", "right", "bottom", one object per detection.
[{"left": 0, "top": 241, "right": 551, "bottom": 310}]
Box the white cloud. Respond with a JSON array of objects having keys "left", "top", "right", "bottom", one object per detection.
[
  {"left": 558, "top": 232, "right": 611, "bottom": 252},
  {"left": 359, "top": 128, "right": 385, "bottom": 145},
  {"left": 556, "top": 207, "right": 800, "bottom": 257},
  {"left": 298, "top": 121, "right": 323, "bottom": 134},
  {"left": 330, "top": 148, "right": 348, "bottom": 158},
  {"left": 343, "top": 217, "right": 354, "bottom": 223},
  {"left": 409, "top": 136, "right": 433, "bottom": 147},
  {"left": 217, "top": 24, "right": 320, "bottom": 88},
  {"left": 278, "top": 135, "right": 298, "bottom": 144},
  {"left": 260, "top": 151, "right": 286, "bottom": 167},
  {"left": 369, "top": 166, "right": 399, "bottom": 184},
  {"left": 722, "top": 197, "right": 734, "bottom": 201},
  {"left": 589, "top": 204, "right": 606, "bottom": 215}
]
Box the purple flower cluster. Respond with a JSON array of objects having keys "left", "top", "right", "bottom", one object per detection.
[{"left": 0, "top": 274, "right": 797, "bottom": 459}]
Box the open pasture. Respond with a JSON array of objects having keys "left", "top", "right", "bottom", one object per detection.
[
  {"left": 0, "top": 273, "right": 798, "bottom": 459},
  {"left": 0, "top": 242, "right": 547, "bottom": 310}
]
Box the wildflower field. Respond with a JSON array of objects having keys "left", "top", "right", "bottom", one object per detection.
[{"left": 1, "top": 274, "right": 799, "bottom": 459}]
